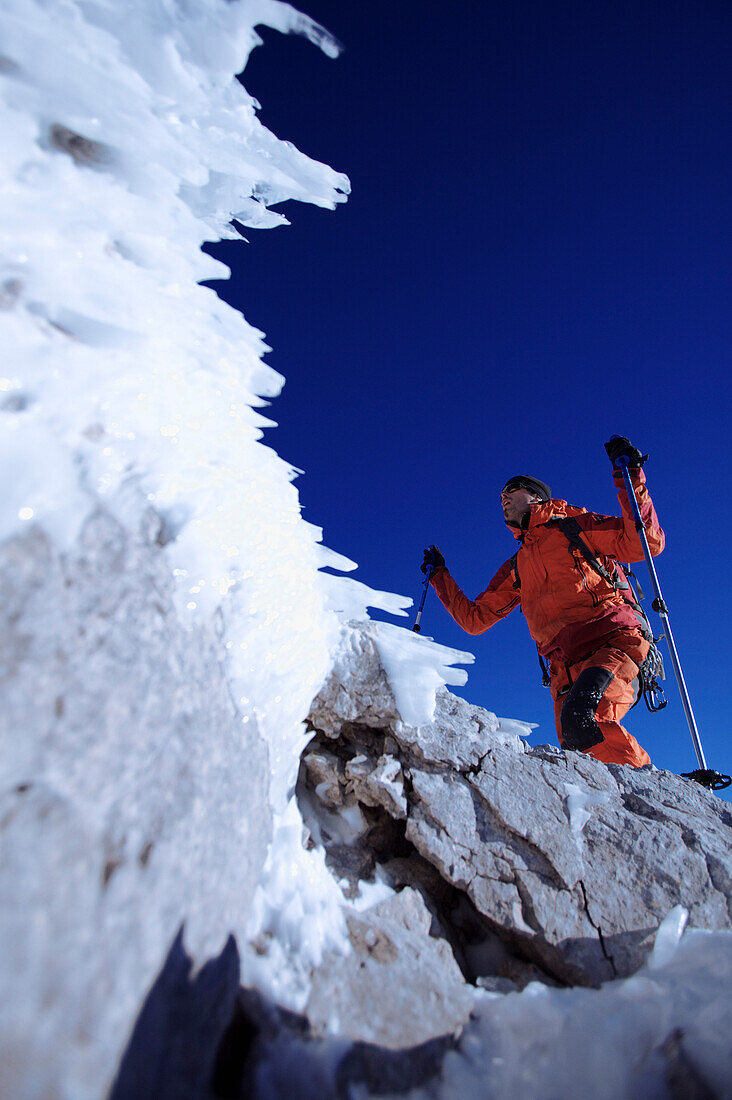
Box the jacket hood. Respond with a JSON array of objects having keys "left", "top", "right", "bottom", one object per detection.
[{"left": 508, "top": 498, "right": 587, "bottom": 540}]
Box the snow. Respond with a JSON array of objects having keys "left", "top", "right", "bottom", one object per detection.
[
  {"left": 496, "top": 716, "right": 538, "bottom": 739},
  {"left": 563, "top": 780, "right": 613, "bottom": 835},
  {"left": 649, "top": 904, "right": 689, "bottom": 970},
  {"left": 436, "top": 925, "right": 732, "bottom": 1100},
  {"left": 373, "top": 620, "right": 474, "bottom": 727},
  {"left": 348, "top": 868, "right": 396, "bottom": 912},
  {"left": 241, "top": 797, "right": 350, "bottom": 1009}
]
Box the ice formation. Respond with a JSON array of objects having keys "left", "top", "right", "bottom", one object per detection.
[
  {"left": 563, "top": 780, "right": 613, "bottom": 835},
  {"left": 0, "top": 0, "right": 472, "bottom": 1092}
]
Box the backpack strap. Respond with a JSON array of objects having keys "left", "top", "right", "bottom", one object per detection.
[
  {"left": 512, "top": 515, "right": 664, "bottom": 701},
  {"left": 555, "top": 517, "right": 629, "bottom": 593},
  {"left": 556, "top": 517, "right": 658, "bottom": 647}
]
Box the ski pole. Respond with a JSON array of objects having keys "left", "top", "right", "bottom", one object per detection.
[
  {"left": 617, "top": 455, "right": 730, "bottom": 790},
  {"left": 412, "top": 567, "right": 434, "bottom": 633}
]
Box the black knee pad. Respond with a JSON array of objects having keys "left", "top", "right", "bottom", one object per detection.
[{"left": 560, "top": 666, "right": 614, "bottom": 752}]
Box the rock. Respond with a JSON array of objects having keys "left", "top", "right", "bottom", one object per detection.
[
  {"left": 0, "top": 506, "right": 271, "bottom": 1099},
  {"left": 306, "top": 887, "right": 474, "bottom": 1049},
  {"left": 48, "top": 123, "right": 111, "bottom": 167},
  {"left": 125, "top": 925, "right": 732, "bottom": 1100},
  {"left": 309, "top": 623, "right": 526, "bottom": 769},
  {"left": 396, "top": 925, "right": 732, "bottom": 1100},
  {"left": 349, "top": 754, "right": 408, "bottom": 819},
  {"left": 306, "top": 623, "right": 732, "bottom": 991},
  {"left": 306, "top": 624, "right": 404, "bottom": 739},
  {"left": 304, "top": 748, "right": 348, "bottom": 808},
  {"left": 105, "top": 619, "right": 732, "bottom": 1098},
  {"left": 213, "top": 984, "right": 460, "bottom": 1100}
]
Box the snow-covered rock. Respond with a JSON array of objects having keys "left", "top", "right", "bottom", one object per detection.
[
  {"left": 197, "top": 622, "right": 731, "bottom": 1097},
  {"left": 0, "top": 3, "right": 478, "bottom": 1095},
  {"left": 0, "top": 1, "right": 415, "bottom": 1095}
]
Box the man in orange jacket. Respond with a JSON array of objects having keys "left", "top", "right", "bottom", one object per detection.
[{"left": 421, "top": 438, "right": 664, "bottom": 768}]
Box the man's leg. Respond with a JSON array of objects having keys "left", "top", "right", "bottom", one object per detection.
[{"left": 551, "top": 631, "right": 651, "bottom": 767}]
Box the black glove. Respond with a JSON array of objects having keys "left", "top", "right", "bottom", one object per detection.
[
  {"left": 421, "top": 545, "right": 445, "bottom": 575},
  {"left": 604, "top": 436, "right": 648, "bottom": 470}
]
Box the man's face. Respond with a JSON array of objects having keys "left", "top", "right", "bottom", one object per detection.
[{"left": 501, "top": 486, "right": 541, "bottom": 525}]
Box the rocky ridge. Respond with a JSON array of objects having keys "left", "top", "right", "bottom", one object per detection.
[
  {"left": 110, "top": 620, "right": 732, "bottom": 1098},
  {"left": 295, "top": 621, "right": 732, "bottom": 1044}
]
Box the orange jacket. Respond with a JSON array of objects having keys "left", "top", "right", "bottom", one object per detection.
[{"left": 431, "top": 469, "right": 665, "bottom": 663}]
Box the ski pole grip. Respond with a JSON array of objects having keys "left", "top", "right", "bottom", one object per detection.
[{"left": 608, "top": 437, "right": 631, "bottom": 469}]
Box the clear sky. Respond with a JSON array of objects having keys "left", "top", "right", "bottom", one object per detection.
[{"left": 205, "top": 1, "right": 731, "bottom": 796}]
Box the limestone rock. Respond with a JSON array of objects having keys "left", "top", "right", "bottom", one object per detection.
[
  {"left": 306, "top": 624, "right": 732, "bottom": 990},
  {"left": 307, "top": 624, "right": 404, "bottom": 739},
  {"left": 309, "top": 622, "right": 527, "bottom": 769},
  {"left": 347, "top": 754, "right": 408, "bottom": 819},
  {"left": 304, "top": 748, "right": 348, "bottom": 808},
  {"left": 110, "top": 916, "right": 732, "bottom": 1100},
  {"left": 306, "top": 888, "right": 474, "bottom": 1049},
  {"left": 0, "top": 506, "right": 271, "bottom": 1099}
]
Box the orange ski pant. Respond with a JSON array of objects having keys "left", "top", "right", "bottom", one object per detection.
[{"left": 549, "top": 628, "right": 652, "bottom": 768}]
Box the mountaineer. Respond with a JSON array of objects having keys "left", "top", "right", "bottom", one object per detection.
[{"left": 421, "top": 437, "right": 664, "bottom": 768}]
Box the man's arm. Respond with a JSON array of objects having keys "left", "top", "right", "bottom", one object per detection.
[
  {"left": 430, "top": 558, "right": 520, "bottom": 635},
  {"left": 577, "top": 467, "right": 665, "bottom": 562}
]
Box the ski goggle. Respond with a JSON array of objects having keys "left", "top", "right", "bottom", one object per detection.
[
  {"left": 500, "top": 476, "right": 551, "bottom": 500},
  {"left": 502, "top": 478, "right": 532, "bottom": 495}
]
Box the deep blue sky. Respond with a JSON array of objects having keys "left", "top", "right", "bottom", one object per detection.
[{"left": 205, "top": 1, "right": 731, "bottom": 794}]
